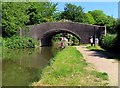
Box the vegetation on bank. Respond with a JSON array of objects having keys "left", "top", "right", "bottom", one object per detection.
[
  {"left": 33, "top": 47, "right": 108, "bottom": 86},
  {"left": 2, "top": 36, "right": 39, "bottom": 49},
  {"left": 86, "top": 45, "right": 120, "bottom": 60},
  {"left": 99, "top": 34, "right": 116, "bottom": 51},
  {"left": 99, "top": 19, "right": 120, "bottom": 53}
]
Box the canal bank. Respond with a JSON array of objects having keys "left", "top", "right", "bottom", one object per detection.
[
  {"left": 2, "top": 46, "right": 109, "bottom": 86},
  {"left": 33, "top": 46, "right": 109, "bottom": 86}
]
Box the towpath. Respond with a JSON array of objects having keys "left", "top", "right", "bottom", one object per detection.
[{"left": 76, "top": 46, "right": 118, "bottom": 86}]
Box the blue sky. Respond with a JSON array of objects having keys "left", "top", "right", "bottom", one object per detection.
[{"left": 55, "top": 2, "right": 119, "bottom": 18}]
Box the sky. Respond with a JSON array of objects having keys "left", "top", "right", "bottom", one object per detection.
[{"left": 54, "top": 2, "right": 119, "bottom": 18}]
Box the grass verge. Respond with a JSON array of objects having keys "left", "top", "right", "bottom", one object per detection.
[{"left": 33, "top": 46, "right": 108, "bottom": 86}]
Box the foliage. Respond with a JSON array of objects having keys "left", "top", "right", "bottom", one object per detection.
[
  {"left": 113, "top": 39, "right": 120, "bottom": 53},
  {"left": 99, "top": 34, "right": 116, "bottom": 51},
  {"left": 71, "top": 36, "right": 80, "bottom": 45},
  {"left": 52, "top": 33, "right": 62, "bottom": 42},
  {"left": 3, "top": 36, "right": 39, "bottom": 49},
  {"left": 86, "top": 45, "right": 103, "bottom": 51},
  {"left": 26, "top": 2, "right": 57, "bottom": 25},
  {"left": 88, "top": 10, "right": 116, "bottom": 34},
  {"left": 2, "top": 2, "right": 29, "bottom": 37},
  {"left": 2, "top": 2, "right": 57, "bottom": 37},
  {"left": 2, "top": 2, "right": 117, "bottom": 38},
  {"left": 84, "top": 13, "right": 95, "bottom": 24},
  {"left": 111, "top": 36, "right": 120, "bottom": 53},
  {"left": 60, "top": 3, "right": 85, "bottom": 22},
  {"left": 33, "top": 47, "right": 108, "bottom": 86},
  {"left": 115, "top": 19, "right": 120, "bottom": 34},
  {"left": 88, "top": 10, "right": 108, "bottom": 26},
  {"left": 111, "top": 19, "right": 120, "bottom": 53},
  {"left": 105, "top": 16, "right": 116, "bottom": 34},
  {"left": 99, "top": 19, "right": 120, "bottom": 53},
  {"left": 52, "top": 33, "right": 80, "bottom": 47},
  {"left": 91, "top": 71, "right": 108, "bottom": 80},
  {"left": 53, "top": 11, "right": 63, "bottom": 21}
]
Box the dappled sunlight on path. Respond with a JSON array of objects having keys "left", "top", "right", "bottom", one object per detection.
[{"left": 76, "top": 46, "right": 118, "bottom": 86}]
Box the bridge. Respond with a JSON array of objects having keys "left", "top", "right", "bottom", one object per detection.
[{"left": 21, "top": 22, "right": 106, "bottom": 46}]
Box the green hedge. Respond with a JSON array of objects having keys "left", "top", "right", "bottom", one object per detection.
[
  {"left": 112, "top": 35, "right": 120, "bottom": 53},
  {"left": 3, "top": 36, "right": 39, "bottom": 49},
  {"left": 99, "top": 34, "right": 116, "bottom": 51}
]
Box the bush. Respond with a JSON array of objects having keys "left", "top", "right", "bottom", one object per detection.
[
  {"left": 3, "top": 36, "right": 39, "bottom": 49},
  {"left": 111, "top": 35, "right": 120, "bottom": 53},
  {"left": 99, "top": 34, "right": 116, "bottom": 51}
]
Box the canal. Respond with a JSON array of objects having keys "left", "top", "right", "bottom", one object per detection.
[{"left": 2, "top": 47, "right": 53, "bottom": 86}]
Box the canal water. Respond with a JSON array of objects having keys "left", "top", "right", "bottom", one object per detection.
[{"left": 2, "top": 47, "right": 53, "bottom": 86}]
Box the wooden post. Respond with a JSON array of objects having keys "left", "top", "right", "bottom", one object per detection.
[{"left": 105, "top": 26, "right": 107, "bottom": 36}]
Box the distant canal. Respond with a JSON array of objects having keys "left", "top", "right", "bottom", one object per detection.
[{"left": 2, "top": 47, "right": 53, "bottom": 86}]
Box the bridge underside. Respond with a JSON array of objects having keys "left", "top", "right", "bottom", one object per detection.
[{"left": 41, "top": 30, "right": 80, "bottom": 46}]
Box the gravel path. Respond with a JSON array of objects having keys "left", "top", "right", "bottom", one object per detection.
[{"left": 76, "top": 46, "right": 118, "bottom": 86}]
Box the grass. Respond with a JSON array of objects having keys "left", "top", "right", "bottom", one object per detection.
[
  {"left": 86, "top": 44, "right": 120, "bottom": 60},
  {"left": 86, "top": 44, "right": 103, "bottom": 51},
  {"left": 33, "top": 46, "right": 108, "bottom": 86},
  {"left": 91, "top": 71, "right": 108, "bottom": 80}
]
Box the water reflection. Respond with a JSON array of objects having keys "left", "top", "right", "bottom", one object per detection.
[{"left": 2, "top": 47, "right": 52, "bottom": 86}]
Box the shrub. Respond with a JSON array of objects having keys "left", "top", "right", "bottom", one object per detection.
[
  {"left": 99, "top": 34, "right": 116, "bottom": 51},
  {"left": 111, "top": 35, "right": 120, "bottom": 53},
  {"left": 3, "top": 36, "right": 39, "bottom": 49}
]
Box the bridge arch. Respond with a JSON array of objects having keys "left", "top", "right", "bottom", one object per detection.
[
  {"left": 21, "top": 22, "right": 106, "bottom": 46},
  {"left": 40, "top": 28, "right": 81, "bottom": 46}
]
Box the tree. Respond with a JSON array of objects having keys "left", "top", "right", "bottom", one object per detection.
[
  {"left": 88, "top": 10, "right": 108, "bottom": 26},
  {"left": 84, "top": 13, "right": 95, "bottom": 24},
  {"left": 105, "top": 16, "right": 116, "bottom": 34},
  {"left": 89, "top": 10, "right": 116, "bottom": 34},
  {"left": 53, "top": 11, "right": 62, "bottom": 21},
  {"left": 111, "top": 19, "right": 120, "bottom": 53},
  {"left": 2, "top": 2, "right": 29, "bottom": 37},
  {"left": 61, "top": 3, "right": 85, "bottom": 22},
  {"left": 25, "top": 2, "right": 57, "bottom": 25},
  {"left": 2, "top": 2, "right": 57, "bottom": 37},
  {"left": 115, "top": 19, "right": 120, "bottom": 34}
]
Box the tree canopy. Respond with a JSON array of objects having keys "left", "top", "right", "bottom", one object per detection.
[
  {"left": 2, "top": 2, "right": 28, "bottom": 37},
  {"left": 60, "top": 3, "right": 85, "bottom": 22},
  {"left": 84, "top": 13, "right": 95, "bottom": 24},
  {"left": 88, "top": 10, "right": 116, "bottom": 33},
  {"left": 2, "top": 2, "right": 57, "bottom": 37},
  {"left": 88, "top": 10, "right": 108, "bottom": 26},
  {"left": 2, "top": 2, "right": 117, "bottom": 37},
  {"left": 115, "top": 19, "right": 120, "bottom": 34}
]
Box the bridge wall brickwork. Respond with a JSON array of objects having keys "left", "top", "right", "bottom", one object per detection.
[{"left": 21, "top": 22, "right": 105, "bottom": 46}]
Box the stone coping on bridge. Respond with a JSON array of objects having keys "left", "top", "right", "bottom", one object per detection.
[{"left": 29, "top": 22, "right": 105, "bottom": 28}]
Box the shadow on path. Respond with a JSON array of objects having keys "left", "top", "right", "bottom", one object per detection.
[
  {"left": 88, "top": 49, "right": 120, "bottom": 60},
  {"left": 76, "top": 46, "right": 119, "bottom": 86}
]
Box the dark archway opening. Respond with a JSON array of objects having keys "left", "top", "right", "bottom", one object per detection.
[{"left": 40, "top": 29, "right": 81, "bottom": 46}]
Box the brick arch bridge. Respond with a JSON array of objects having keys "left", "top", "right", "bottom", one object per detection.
[{"left": 22, "top": 22, "right": 106, "bottom": 46}]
